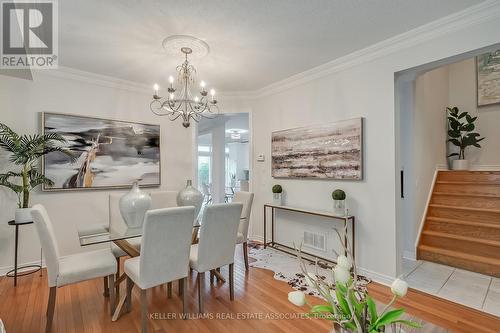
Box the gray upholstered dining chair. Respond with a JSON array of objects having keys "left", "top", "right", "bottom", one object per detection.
[
  {"left": 124, "top": 206, "right": 195, "bottom": 333},
  {"left": 233, "top": 191, "right": 254, "bottom": 271},
  {"left": 189, "top": 203, "right": 243, "bottom": 313},
  {"left": 31, "top": 204, "right": 118, "bottom": 333}
]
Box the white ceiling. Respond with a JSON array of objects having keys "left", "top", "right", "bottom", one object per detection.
[{"left": 59, "top": 0, "right": 484, "bottom": 92}]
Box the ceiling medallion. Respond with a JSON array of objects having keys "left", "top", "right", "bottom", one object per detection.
[{"left": 150, "top": 35, "right": 218, "bottom": 128}]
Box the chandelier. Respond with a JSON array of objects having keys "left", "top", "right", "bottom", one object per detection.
[{"left": 150, "top": 37, "right": 219, "bottom": 128}]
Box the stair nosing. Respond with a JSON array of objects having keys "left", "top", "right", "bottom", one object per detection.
[
  {"left": 422, "top": 230, "right": 500, "bottom": 247},
  {"left": 436, "top": 181, "right": 500, "bottom": 185},
  {"left": 432, "top": 192, "right": 500, "bottom": 198},
  {"left": 429, "top": 204, "right": 500, "bottom": 214},
  {"left": 418, "top": 245, "right": 500, "bottom": 265},
  {"left": 426, "top": 217, "right": 500, "bottom": 229}
]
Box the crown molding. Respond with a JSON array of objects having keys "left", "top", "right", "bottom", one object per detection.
[
  {"left": 31, "top": 66, "right": 152, "bottom": 94},
  {"left": 243, "top": 0, "right": 500, "bottom": 99},
  {"left": 27, "top": 0, "right": 500, "bottom": 101}
]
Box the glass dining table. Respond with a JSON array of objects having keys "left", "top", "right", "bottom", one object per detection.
[{"left": 76, "top": 217, "right": 242, "bottom": 321}]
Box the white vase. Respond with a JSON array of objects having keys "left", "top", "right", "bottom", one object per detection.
[
  {"left": 272, "top": 193, "right": 282, "bottom": 206},
  {"left": 177, "top": 180, "right": 204, "bottom": 219},
  {"left": 15, "top": 208, "right": 33, "bottom": 223},
  {"left": 119, "top": 181, "right": 152, "bottom": 228},
  {"left": 452, "top": 159, "right": 469, "bottom": 170}
]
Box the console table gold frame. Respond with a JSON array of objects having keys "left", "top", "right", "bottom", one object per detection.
[{"left": 263, "top": 204, "right": 355, "bottom": 263}]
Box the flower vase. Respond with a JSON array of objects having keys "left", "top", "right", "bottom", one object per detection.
[
  {"left": 119, "top": 181, "right": 152, "bottom": 228},
  {"left": 177, "top": 180, "right": 204, "bottom": 219},
  {"left": 15, "top": 208, "right": 33, "bottom": 223}
]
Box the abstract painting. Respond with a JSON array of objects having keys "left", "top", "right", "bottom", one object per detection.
[
  {"left": 477, "top": 50, "right": 500, "bottom": 107},
  {"left": 42, "top": 113, "right": 160, "bottom": 190},
  {"left": 272, "top": 118, "right": 362, "bottom": 180}
]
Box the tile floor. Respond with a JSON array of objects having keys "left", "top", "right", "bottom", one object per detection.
[{"left": 402, "top": 259, "right": 500, "bottom": 317}]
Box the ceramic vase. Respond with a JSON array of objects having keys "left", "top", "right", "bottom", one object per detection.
[
  {"left": 15, "top": 208, "right": 33, "bottom": 223},
  {"left": 119, "top": 181, "right": 152, "bottom": 228},
  {"left": 177, "top": 180, "right": 204, "bottom": 219}
]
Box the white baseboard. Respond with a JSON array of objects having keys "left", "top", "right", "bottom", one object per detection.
[
  {"left": 357, "top": 267, "right": 395, "bottom": 287},
  {"left": 0, "top": 259, "right": 46, "bottom": 277},
  {"left": 403, "top": 250, "right": 416, "bottom": 261},
  {"left": 437, "top": 164, "right": 500, "bottom": 171}
]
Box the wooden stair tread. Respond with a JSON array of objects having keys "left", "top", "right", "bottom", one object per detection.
[
  {"left": 418, "top": 245, "right": 500, "bottom": 266},
  {"left": 429, "top": 204, "right": 500, "bottom": 214},
  {"left": 426, "top": 217, "right": 500, "bottom": 229},
  {"left": 436, "top": 181, "right": 500, "bottom": 185},
  {"left": 421, "top": 230, "right": 500, "bottom": 247},
  {"left": 433, "top": 192, "right": 500, "bottom": 198}
]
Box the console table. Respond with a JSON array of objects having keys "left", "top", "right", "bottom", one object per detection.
[
  {"left": 263, "top": 204, "right": 355, "bottom": 264},
  {"left": 6, "top": 220, "right": 42, "bottom": 286}
]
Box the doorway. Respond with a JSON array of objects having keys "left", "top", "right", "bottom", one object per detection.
[{"left": 196, "top": 113, "right": 250, "bottom": 204}]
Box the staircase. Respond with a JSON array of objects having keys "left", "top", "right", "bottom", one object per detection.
[{"left": 417, "top": 171, "right": 500, "bottom": 277}]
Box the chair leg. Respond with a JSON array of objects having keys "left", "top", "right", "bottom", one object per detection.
[
  {"left": 182, "top": 277, "right": 188, "bottom": 318},
  {"left": 210, "top": 269, "right": 215, "bottom": 284},
  {"left": 109, "top": 274, "right": 116, "bottom": 315},
  {"left": 178, "top": 278, "right": 183, "bottom": 296},
  {"left": 103, "top": 276, "right": 110, "bottom": 297},
  {"left": 243, "top": 242, "right": 249, "bottom": 271},
  {"left": 167, "top": 282, "right": 172, "bottom": 299},
  {"left": 141, "top": 289, "right": 148, "bottom": 333},
  {"left": 115, "top": 257, "right": 121, "bottom": 295},
  {"left": 126, "top": 276, "right": 134, "bottom": 313},
  {"left": 197, "top": 272, "right": 205, "bottom": 313},
  {"left": 229, "top": 263, "right": 234, "bottom": 301},
  {"left": 45, "top": 286, "right": 56, "bottom": 333}
]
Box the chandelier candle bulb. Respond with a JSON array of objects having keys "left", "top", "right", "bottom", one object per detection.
[{"left": 153, "top": 84, "right": 159, "bottom": 97}]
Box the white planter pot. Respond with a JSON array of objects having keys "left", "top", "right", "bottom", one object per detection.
[
  {"left": 452, "top": 159, "right": 469, "bottom": 170},
  {"left": 272, "top": 193, "right": 282, "bottom": 206},
  {"left": 119, "top": 181, "right": 152, "bottom": 228},
  {"left": 15, "top": 208, "right": 33, "bottom": 223},
  {"left": 333, "top": 200, "right": 346, "bottom": 216}
]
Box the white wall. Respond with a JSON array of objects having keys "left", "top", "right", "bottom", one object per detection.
[
  {"left": 448, "top": 58, "right": 500, "bottom": 166},
  {"left": 248, "top": 13, "right": 500, "bottom": 282},
  {"left": 0, "top": 70, "right": 194, "bottom": 273}
]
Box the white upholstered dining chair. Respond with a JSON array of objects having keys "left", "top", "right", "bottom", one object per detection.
[
  {"left": 189, "top": 203, "right": 243, "bottom": 313},
  {"left": 124, "top": 206, "right": 195, "bottom": 333},
  {"left": 233, "top": 191, "right": 254, "bottom": 271},
  {"left": 31, "top": 204, "right": 118, "bottom": 333},
  {"left": 108, "top": 191, "right": 179, "bottom": 293}
]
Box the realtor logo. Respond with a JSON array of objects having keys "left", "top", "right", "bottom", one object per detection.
[{"left": 1, "top": 0, "right": 58, "bottom": 68}]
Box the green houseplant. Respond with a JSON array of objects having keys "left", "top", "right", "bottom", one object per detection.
[
  {"left": 0, "top": 123, "right": 73, "bottom": 222},
  {"left": 332, "top": 189, "right": 346, "bottom": 216},
  {"left": 272, "top": 184, "right": 283, "bottom": 205},
  {"left": 446, "top": 107, "right": 485, "bottom": 170}
]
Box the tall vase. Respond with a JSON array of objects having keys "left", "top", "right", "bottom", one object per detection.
[
  {"left": 177, "top": 180, "right": 204, "bottom": 219},
  {"left": 119, "top": 181, "right": 152, "bottom": 228}
]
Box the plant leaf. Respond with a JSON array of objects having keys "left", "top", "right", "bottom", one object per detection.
[
  {"left": 447, "top": 153, "right": 459, "bottom": 157},
  {"left": 367, "top": 297, "right": 378, "bottom": 323},
  {"left": 373, "top": 308, "right": 404, "bottom": 330}
]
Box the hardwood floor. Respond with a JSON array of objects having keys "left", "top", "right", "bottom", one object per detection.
[{"left": 1, "top": 246, "right": 499, "bottom": 333}]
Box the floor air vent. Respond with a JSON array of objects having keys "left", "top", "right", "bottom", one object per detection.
[{"left": 303, "top": 231, "right": 326, "bottom": 251}]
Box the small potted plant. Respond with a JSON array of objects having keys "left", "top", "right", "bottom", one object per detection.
[
  {"left": 332, "top": 189, "right": 346, "bottom": 216},
  {"left": 0, "top": 123, "right": 74, "bottom": 222},
  {"left": 272, "top": 184, "right": 283, "bottom": 205},
  {"left": 447, "top": 107, "right": 485, "bottom": 170}
]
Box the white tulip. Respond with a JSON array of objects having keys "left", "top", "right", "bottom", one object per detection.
[
  {"left": 337, "top": 255, "right": 352, "bottom": 270},
  {"left": 391, "top": 278, "right": 408, "bottom": 297},
  {"left": 288, "top": 290, "right": 306, "bottom": 307},
  {"left": 333, "top": 266, "right": 351, "bottom": 285}
]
